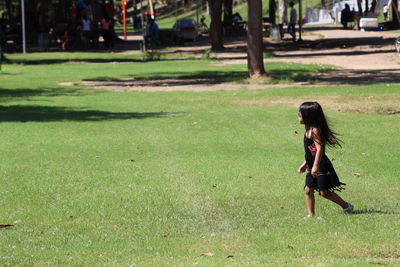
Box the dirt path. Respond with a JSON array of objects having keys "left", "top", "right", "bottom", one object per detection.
[
  {"left": 76, "top": 26, "right": 400, "bottom": 91},
  {"left": 266, "top": 27, "right": 400, "bottom": 70}
]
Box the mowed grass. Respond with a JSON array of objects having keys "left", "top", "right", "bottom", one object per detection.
[{"left": 0, "top": 52, "right": 399, "bottom": 266}]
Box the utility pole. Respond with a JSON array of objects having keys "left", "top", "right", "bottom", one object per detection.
[
  {"left": 21, "top": 0, "right": 27, "bottom": 53},
  {"left": 122, "top": 0, "right": 127, "bottom": 40},
  {"left": 298, "top": 0, "right": 303, "bottom": 42},
  {"left": 140, "top": 0, "right": 146, "bottom": 51}
]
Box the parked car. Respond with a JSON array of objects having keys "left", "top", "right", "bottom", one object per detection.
[{"left": 173, "top": 18, "right": 198, "bottom": 42}]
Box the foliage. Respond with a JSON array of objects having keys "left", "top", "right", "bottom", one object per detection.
[{"left": 156, "top": 0, "right": 325, "bottom": 29}]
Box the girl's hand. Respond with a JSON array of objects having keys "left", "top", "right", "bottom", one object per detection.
[
  {"left": 298, "top": 164, "right": 306, "bottom": 173},
  {"left": 311, "top": 166, "right": 318, "bottom": 177}
]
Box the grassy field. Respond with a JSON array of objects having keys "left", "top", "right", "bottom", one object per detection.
[{"left": 0, "top": 52, "right": 399, "bottom": 266}]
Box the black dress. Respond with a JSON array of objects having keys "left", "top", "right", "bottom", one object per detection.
[{"left": 304, "top": 135, "right": 345, "bottom": 192}]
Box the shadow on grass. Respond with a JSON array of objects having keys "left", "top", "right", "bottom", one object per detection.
[
  {"left": 308, "top": 68, "right": 400, "bottom": 85},
  {"left": 0, "top": 88, "right": 86, "bottom": 99},
  {"left": 0, "top": 73, "right": 15, "bottom": 76},
  {"left": 0, "top": 105, "right": 180, "bottom": 122},
  {"left": 8, "top": 58, "right": 144, "bottom": 65},
  {"left": 84, "top": 67, "right": 329, "bottom": 86},
  {"left": 267, "top": 36, "right": 397, "bottom": 52},
  {"left": 352, "top": 209, "right": 397, "bottom": 215},
  {"left": 164, "top": 39, "right": 248, "bottom": 56},
  {"left": 266, "top": 68, "right": 331, "bottom": 83},
  {"left": 84, "top": 70, "right": 249, "bottom": 85},
  {"left": 0, "top": 88, "right": 91, "bottom": 105},
  {"left": 273, "top": 48, "right": 394, "bottom": 59},
  {"left": 6, "top": 56, "right": 216, "bottom": 65}
]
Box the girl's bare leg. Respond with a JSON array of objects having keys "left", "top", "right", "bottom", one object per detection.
[
  {"left": 319, "top": 191, "right": 347, "bottom": 208},
  {"left": 305, "top": 186, "right": 315, "bottom": 216}
]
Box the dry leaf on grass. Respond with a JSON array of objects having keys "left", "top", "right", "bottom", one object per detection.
[
  {"left": 386, "top": 256, "right": 394, "bottom": 261},
  {"left": 0, "top": 224, "right": 14, "bottom": 228},
  {"left": 200, "top": 252, "right": 214, "bottom": 257},
  {"left": 368, "top": 262, "right": 388, "bottom": 266}
]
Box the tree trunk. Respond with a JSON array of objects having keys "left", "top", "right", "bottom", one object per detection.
[
  {"left": 223, "top": 0, "right": 233, "bottom": 27},
  {"left": 370, "top": 0, "right": 377, "bottom": 12},
  {"left": 247, "top": 0, "right": 266, "bottom": 77},
  {"left": 278, "top": 0, "right": 287, "bottom": 24},
  {"left": 269, "top": 0, "right": 276, "bottom": 24},
  {"left": 357, "top": 0, "right": 363, "bottom": 16},
  {"left": 208, "top": 0, "right": 224, "bottom": 51},
  {"left": 392, "top": 0, "right": 400, "bottom": 26}
]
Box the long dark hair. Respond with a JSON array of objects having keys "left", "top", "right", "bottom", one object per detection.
[{"left": 299, "top": 102, "right": 342, "bottom": 147}]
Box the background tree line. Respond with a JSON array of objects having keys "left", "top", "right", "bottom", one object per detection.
[{"left": 1, "top": 0, "right": 267, "bottom": 77}]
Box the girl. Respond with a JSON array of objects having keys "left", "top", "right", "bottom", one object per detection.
[{"left": 297, "top": 102, "right": 353, "bottom": 216}]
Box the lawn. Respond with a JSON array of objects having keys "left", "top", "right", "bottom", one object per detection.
[{"left": 0, "top": 52, "right": 399, "bottom": 266}]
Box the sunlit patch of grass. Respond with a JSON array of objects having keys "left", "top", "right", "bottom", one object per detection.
[
  {"left": 232, "top": 94, "right": 400, "bottom": 115},
  {"left": 0, "top": 52, "right": 399, "bottom": 266},
  {"left": 263, "top": 51, "right": 275, "bottom": 58},
  {"left": 303, "top": 32, "right": 325, "bottom": 39}
]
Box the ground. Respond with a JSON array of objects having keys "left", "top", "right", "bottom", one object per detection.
[
  {"left": 74, "top": 25, "right": 400, "bottom": 91},
  {"left": 1, "top": 26, "right": 400, "bottom": 266}
]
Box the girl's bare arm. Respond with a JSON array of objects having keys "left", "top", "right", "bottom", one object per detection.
[
  {"left": 311, "top": 128, "right": 323, "bottom": 177},
  {"left": 298, "top": 160, "right": 307, "bottom": 173}
]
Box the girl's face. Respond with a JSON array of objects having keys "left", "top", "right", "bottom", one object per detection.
[{"left": 297, "top": 111, "right": 304, "bottom": 124}]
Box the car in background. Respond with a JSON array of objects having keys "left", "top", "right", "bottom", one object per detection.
[{"left": 173, "top": 18, "right": 198, "bottom": 43}]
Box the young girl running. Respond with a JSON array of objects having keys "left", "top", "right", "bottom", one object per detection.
[{"left": 297, "top": 102, "right": 353, "bottom": 216}]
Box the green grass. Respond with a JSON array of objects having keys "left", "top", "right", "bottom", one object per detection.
[
  {"left": 4, "top": 52, "right": 143, "bottom": 64},
  {"left": 2, "top": 52, "right": 334, "bottom": 85},
  {"left": 0, "top": 52, "right": 399, "bottom": 266}
]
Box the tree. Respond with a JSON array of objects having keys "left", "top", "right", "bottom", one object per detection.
[
  {"left": 278, "top": 0, "right": 287, "bottom": 26},
  {"left": 356, "top": 0, "right": 363, "bottom": 16},
  {"left": 207, "top": 0, "right": 224, "bottom": 51},
  {"left": 269, "top": 0, "right": 276, "bottom": 24},
  {"left": 392, "top": 0, "right": 400, "bottom": 26},
  {"left": 247, "top": 0, "right": 265, "bottom": 77},
  {"left": 223, "top": 0, "right": 233, "bottom": 27}
]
